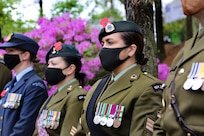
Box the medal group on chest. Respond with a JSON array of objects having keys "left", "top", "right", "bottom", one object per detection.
[
  {"left": 93, "top": 102, "right": 125, "bottom": 128},
  {"left": 0, "top": 87, "right": 22, "bottom": 109},
  {"left": 38, "top": 110, "right": 61, "bottom": 130},
  {"left": 183, "top": 62, "right": 204, "bottom": 91}
]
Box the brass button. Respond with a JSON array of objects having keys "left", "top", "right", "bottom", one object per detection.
[
  {"left": 178, "top": 68, "right": 185, "bottom": 74},
  {"left": 187, "top": 133, "right": 191, "bottom": 136},
  {"left": 0, "top": 116, "right": 2, "bottom": 120}
]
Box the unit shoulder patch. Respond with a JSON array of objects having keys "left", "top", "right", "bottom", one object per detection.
[
  {"left": 152, "top": 83, "right": 165, "bottom": 91},
  {"left": 78, "top": 95, "right": 86, "bottom": 101}
]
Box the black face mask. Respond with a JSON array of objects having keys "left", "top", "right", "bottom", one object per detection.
[
  {"left": 99, "top": 46, "right": 130, "bottom": 71},
  {"left": 4, "top": 54, "right": 21, "bottom": 70},
  {"left": 45, "top": 68, "right": 66, "bottom": 85}
]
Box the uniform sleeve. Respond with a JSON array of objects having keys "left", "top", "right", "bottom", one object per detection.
[
  {"left": 153, "top": 115, "right": 166, "bottom": 136},
  {"left": 130, "top": 86, "right": 163, "bottom": 136},
  {"left": 10, "top": 81, "right": 48, "bottom": 136},
  {"left": 73, "top": 116, "right": 87, "bottom": 136},
  {"left": 153, "top": 90, "right": 167, "bottom": 136},
  {"left": 60, "top": 92, "right": 86, "bottom": 136}
]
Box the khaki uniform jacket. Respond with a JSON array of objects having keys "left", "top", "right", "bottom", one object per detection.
[
  {"left": 153, "top": 30, "right": 204, "bottom": 136},
  {"left": 75, "top": 65, "right": 163, "bottom": 136},
  {"left": 0, "top": 62, "right": 12, "bottom": 91},
  {"left": 33, "top": 80, "right": 86, "bottom": 136}
]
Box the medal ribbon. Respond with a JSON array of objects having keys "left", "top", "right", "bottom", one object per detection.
[
  {"left": 95, "top": 102, "right": 100, "bottom": 116},
  {"left": 197, "top": 63, "right": 204, "bottom": 78},
  {"left": 56, "top": 111, "right": 61, "bottom": 126},
  {"left": 107, "top": 104, "right": 112, "bottom": 117},
  {"left": 188, "top": 63, "right": 199, "bottom": 79},
  {"left": 110, "top": 104, "right": 116, "bottom": 116},
  {"left": 104, "top": 103, "right": 109, "bottom": 117},
  {"left": 101, "top": 103, "right": 107, "bottom": 117}
]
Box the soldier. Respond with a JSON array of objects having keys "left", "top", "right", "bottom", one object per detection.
[
  {"left": 0, "top": 56, "right": 12, "bottom": 92},
  {"left": 153, "top": 0, "right": 204, "bottom": 136},
  {"left": 33, "top": 42, "right": 87, "bottom": 136},
  {"left": 75, "top": 19, "right": 163, "bottom": 136},
  {"left": 0, "top": 33, "right": 48, "bottom": 136}
]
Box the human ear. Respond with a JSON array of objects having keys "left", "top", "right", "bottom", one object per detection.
[{"left": 128, "top": 44, "right": 137, "bottom": 57}]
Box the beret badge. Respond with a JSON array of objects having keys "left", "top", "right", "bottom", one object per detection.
[
  {"left": 100, "top": 18, "right": 115, "bottom": 33},
  {"left": 6, "top": 33, "right": 13, "bottom": 42},
  {"left": 52, "top": 42, "right": 62, "bottom": 54}
]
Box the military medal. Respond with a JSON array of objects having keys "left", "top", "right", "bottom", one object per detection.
[
  {"left": 106, "top": 104, "right": 116, "bottom": 127},
  {"left": 183, "top": 78, "right": 194, "bottom": 90},
  {"left": 99, "top": 103, "right": 108, "bottom": 126},
  {"left": 100, "top": 116, "right": 108, "bottom": 126},
  {"left": 51, "top": 111, "right": 61, "bottom": 130},
  {"left": 14, "top": 94, "right": 22, "bottom": 109},
  {"left": 3, "top": 93, "right": 12, "bottom": 108},
  {"left": 46, "top": 111, "right": 52, "bottom": 128},
  {"left": 183, "top": 63, "right": 198, "bottom": 90},
  {"left": 93, "top": 115, "right": 101, "bottom": 124},
  {"left": 192, "top": 78, "right": 203, "bottom": 90},
  {"left": 113, "top": 105, "right": 124, "bottom": 128},
  {"left": 42, "top": 110, "right": 48, "bottom": 128},
  {"left": 55, "top": 111, "right": 61, "bottom": 129},
  {"left": 93, "top": 102, "right": 102, "bottom": 124},
  {"left": 106, "top": 117, "right": 114, "bottom": 127},
  {"left": 191, "top": 63, "right": 204, "bottom": 90},
  {"left": 113, "top": 118, "right": 121, "bottom": 128}
]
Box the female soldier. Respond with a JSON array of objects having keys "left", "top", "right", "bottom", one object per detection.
[
  {"left": 33, "top": 42, "right": 87, "bottom": 136},
  {"left": 75, "top": 19, "right": 163, "bottom": 136}
]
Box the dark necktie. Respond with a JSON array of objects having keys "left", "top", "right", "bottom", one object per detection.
[{"left": 10, "top": 77, "right": 16, "bottom": 89}]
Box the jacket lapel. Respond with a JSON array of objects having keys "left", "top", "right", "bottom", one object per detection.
[
  {"left": 10, "top": 70, "right": 35, "bottom": 93},
  {"left": 181, "top": 33, "right": 204, "bottom": 66},
  {"left": 46, "top": 80, "right": 79, "bottom": 108},
  {"left": 99, "top": 66, "right": 141, "bottom": 101}
]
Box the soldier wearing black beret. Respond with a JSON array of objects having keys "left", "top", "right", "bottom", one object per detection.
[
  {"left": 75, "top": 18, "right": 163, "bottom": 136},
  {"left": 33, "top": 42, "right": 87, "bottom": 136},
  {"left": 0, "top": 32, "right": 48, "bottom": 136}
]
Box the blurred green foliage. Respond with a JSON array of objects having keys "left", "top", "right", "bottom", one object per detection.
[
  {"left": 0, "top": 0, "right": 34, "bottom": 38},
  {"left": 51, "top": 0, "right": 84, "bottom": 18},
  {"left": 163, "top": 18, "right": 199, "bottom": 44}
]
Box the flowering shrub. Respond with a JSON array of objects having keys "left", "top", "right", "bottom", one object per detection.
[
  {"left": 24, "top": 13, "right": 102, "bottom": 93},
  {"left": 158, "top": 63, "right": 170, "bottom": 81}
]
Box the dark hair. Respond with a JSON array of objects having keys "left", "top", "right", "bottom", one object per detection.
[
  {"left": 120, "top": 32, "right": 148, "bottom": 65},
  {"left": 19, "top": 49, "right": 39, "bottom": 63},
  {"left": 62, "top": 56, "right": 86, "bottom": 87}
]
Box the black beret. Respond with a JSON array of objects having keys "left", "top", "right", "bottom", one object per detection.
[
  {"left": 46, "top": 42, "right": 81, "bottom": 63},
  {"left": 98, "top": 20, "right": 143, "bottom": 42},
  {"left": 0, "top": 33, "right": 39, "bottom": 55}
]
